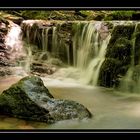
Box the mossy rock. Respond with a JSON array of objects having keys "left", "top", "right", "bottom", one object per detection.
[
  {"left": 108, "top": 25, "right": 135, "bottom": 48},
  {"left": 0, "top": 76, "right": 92, "bottom": 123},
  {"left": 132, "top": 12, "right": 140, "bottom": 20},
  {"left": 106, "top": 37, "right": 132, "bottom": 65},
  {"left": 135, "top": 23, "right": 140, "bottom": 32},
  {"left": 98, "top": 58, "right": 124, "bottom": 87},
  {"left": 134, "top": 32, "right": 140, "bottom": 65},
  {"left": 104, "top": 11, "right": 135, "bottom": 20}
]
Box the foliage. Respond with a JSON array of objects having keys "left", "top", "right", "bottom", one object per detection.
[{"left": 104, "top": 10, "right": 136, "bottom": 20}]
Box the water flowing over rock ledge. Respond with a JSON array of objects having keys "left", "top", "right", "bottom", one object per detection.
[
  {"left": 21, "top": 20, "right": 140, "bottom": 89},
  {"left": 1, "top": 17, "right": 140, "bottom": 92}
]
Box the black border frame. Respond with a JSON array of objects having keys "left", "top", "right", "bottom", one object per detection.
[
  {"left": 0, "top": 0, "right": 140, "bottom": 7},
  {"left": 0, "top": 2, "right": 140, "bottom": 138}
]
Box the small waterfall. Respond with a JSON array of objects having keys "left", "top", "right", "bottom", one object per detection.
[
  {"left": 5, "top": 21, "right": 25, "bottom": 60},
  {"left": 76, "top": 23, "right": 99, "bottom": 69},
  {"left": 82, "top": 34, "right": 111, "bottom": 85},
  {"left": 22, "top": 20, "right": 112, "bottom": 86},
  {"left": 24, "top": 47, "right": 32, "bottom": 73},
  {"left": 72, "top": 22, "right": 82, "bottom": 67},
  {"left": 73, "top": 22, "right": 111, "bottom": 85},
  {"left": 51, "top": 26, "right": 59, "bottom": 57},
  {"left": 42, "top": 27, "right": 51, "bottom": 51}
]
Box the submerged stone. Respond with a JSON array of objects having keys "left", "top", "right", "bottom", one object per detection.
[{"left": 0, "top": 76, "right": 92, "bottom": 123}]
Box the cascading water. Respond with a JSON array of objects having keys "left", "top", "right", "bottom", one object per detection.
[
  {"left": 42, "top": 27, "right": 51, "bottom": 51},
  {"left": 73, "top": 22, "right": 111, "bottom": 85},
  {"left": 76, "top": 23, "right": 98, "bottom": 69},
  {"left": 82, "top": 34, "right": 111, "bottom": 85},
  {"left": 21, "top": 20, "right": 111, "bottom": 86},
  {"left": 5, "top": 21, "right": 25, "bottom": 60},
  {"left": 3, "top": 19, "right": 140, "bottom": 129}
]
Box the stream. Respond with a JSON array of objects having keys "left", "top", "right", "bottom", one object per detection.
[
  {"left": 1, "top": 67, "right": 140, "bottom": 129},
  {"left": 0, "top": 19, "right": 140, "bottom": 129}
]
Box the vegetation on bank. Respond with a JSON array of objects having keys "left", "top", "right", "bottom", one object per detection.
[{"left": 2, "top": 10, "right": 140, "bottom": 21}]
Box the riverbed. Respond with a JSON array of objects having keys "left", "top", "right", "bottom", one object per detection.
[{"left": 0, "top": 67, "right": 140, "bottom": 129}]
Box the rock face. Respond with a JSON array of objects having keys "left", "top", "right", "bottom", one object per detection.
[
  {"left": 0, "top": 76, "right": 92, "bottom": 123},
  {"left": 99, "top": 24, "right": 134, "bottom": 87},
  {"left": 0, "top": 18, "right": 10, "bottom": 67}
]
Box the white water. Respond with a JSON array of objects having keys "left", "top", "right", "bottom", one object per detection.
[
  {"left": 52, "top": 26, "right": 58, "bottom": 56},
  {"left": 76, "top": 23, "right": 99, "bottom": 69},
  {"left": 24, "top": 47, "right": 32, "bottom": 73},
  {"left": 81, "top": 34, "right": 111, "bottom": 85},
  {"left": 42, "top": 27, "right": 50, "bottom": 51},
  {"left": 73, "top": 22, "right": 111, "bottom": 85},
  {"left": 5, "top": 21, "right": 25, "bottom": 60}
]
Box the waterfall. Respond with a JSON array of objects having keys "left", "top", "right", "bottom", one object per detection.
[
  {"left": 5, "top": 21, "right": 25, "bottom": 60},
  {"left": 24, "top": 47, "right": 32, "bottom": 73},
  {"left": 21, "top": 20, "right": 111, "bottom": 86},
  {"left": 73, "top": 22, "right": 111, "bottom": 85},
  {"left": 76, "top": 23, "right": 99, "bottom": 69},
  {"left": 82, "top": 34, "right": 111, "bottom": 85},
  {"left": 52, "top": 27, "right": 58, "bottom": 54},
  {"left": 42, "top": 27, "right": 50, "bottom": 51},
  {"left": 72, "top": 22, "right": 82, "bottom": 67}
]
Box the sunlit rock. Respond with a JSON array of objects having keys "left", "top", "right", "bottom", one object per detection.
[{"left": 0, "top": 76, "right": 92, "bottom": 123}]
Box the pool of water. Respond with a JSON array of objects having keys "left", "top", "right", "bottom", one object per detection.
[{"left": 0, "top": 67, "right": 140, "bottom": 129}]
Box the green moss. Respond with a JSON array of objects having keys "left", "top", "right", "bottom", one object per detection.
[
  {"left": 106, "top": 37, "right": 132, "bottom": 65},
  {"left": 104, "top": 11, "right": 136, "bottom": 20},
  {"left": 98, "top": 58, "right": 123, "bottom": 87},
  {"left": 99, "top": 25, "right": 135, "bottom": 88},
  {"left": 0, "top": 76, "right": 92, "bottom": 123},
  {"left": 0, "top": 76, "right": 54, "bottom": 122},
  {"left": 108, "top": 25, "right": 135, "bottom": 47}
]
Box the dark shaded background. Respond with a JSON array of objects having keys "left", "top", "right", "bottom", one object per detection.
[{"left": 0, "top": 0, "right": 140, "bottom": 8}]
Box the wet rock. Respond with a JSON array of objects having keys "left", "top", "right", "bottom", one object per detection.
[
  {"left": 106, "top": 37, "right": 132, "bottom": 65},
  {"left": 31, "top": 63, "right": 56, "bottom": 75},
  {"left": 0, "top": 43, "right": 6, "bottom": 50},
  {"left": 0, "top": 57, "right": 11, "bottom": 66},
  {"left": 0, "top": 67, "right": 12, "bottom": 76},
  {"left": 108, "top": 25, "right": 135, "bottom": 47},
  {"left": 99, "top": 24, "right": 134, "bottom": 88},
  {"left": 0, "top": 76, "right": 92, "bottom": 123},
  {"left": 0, "top": 32, "right": 5, "bottom": 43},
  {"left": 99, "top": 58, "right": 123, "bottom": 87},
  {"left": 8, "top": 17, "right": 24, "bottom": 25}
]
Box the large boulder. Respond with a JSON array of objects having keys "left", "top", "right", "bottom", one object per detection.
[
  {"left": 98, "top": 24, "right": 134, "bottom": 88},
  {"left": 0, "top": 76, "right": 92, "bottom": 123}
]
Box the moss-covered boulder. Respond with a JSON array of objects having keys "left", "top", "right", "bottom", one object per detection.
[
  {"left": 106, "top": 37, "right": 132, "bottom": 65},
  {"left": 107, "top": 25, "right": 135, "bottom": 48},
  {"left": 0, "top": 76, "right": 92, "bottom": 123},
  {"left": 99, "top": 24, "right": 134, "bottom": 87},
  {"left": 99, "top": 58, "right": 123, "bottom": 87}
]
